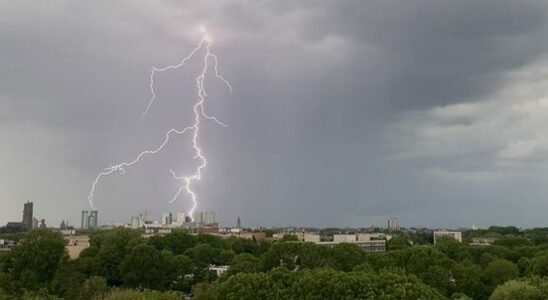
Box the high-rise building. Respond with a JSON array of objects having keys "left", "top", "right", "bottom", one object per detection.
[
  {"left": 32, "top": 217, "right": 39, "bottom": 229},
  {"left": 175, "top": 212, "right": 186, "bottom": 226},
  {"left": 193, "top": 211, "right": 216, "bottom": 225},
  {"left": 22, "top": 202, "right": 33, "bottom": 230},
  {"left": 162, "top": 213, "right": 173, "bottom": 225},
  {"left": 193, "top": 211, "right": 203, "bottom": 224},
  {"left": 81, "top": 210, "right": 89, "bottom": 229},
  {"left": 204, "top": 212, "right": 216, "bottom": 225},
  {"left": 89, "top": 210, "right": 98, "bottom": 229},
  {"left": 236, "top": 217, "right": 241, "bottom": 228},
  {"left": 387, "top": 217, "right": 401, "bottom": 231}
]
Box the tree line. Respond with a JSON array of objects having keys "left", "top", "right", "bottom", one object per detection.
[{"left": 3, "top": 227, "right": 548, "bottom": 299}]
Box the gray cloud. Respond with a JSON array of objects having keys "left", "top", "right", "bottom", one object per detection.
[{"left": 2, "top": 0, "right": 548, "bottom": 228}]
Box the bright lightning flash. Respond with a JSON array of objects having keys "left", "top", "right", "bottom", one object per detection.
[{"left": 87, "top": 30, "right": 231, "bottom": 221}]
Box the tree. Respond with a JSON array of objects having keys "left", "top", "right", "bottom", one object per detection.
[
  {"left": 281, "top": 235, "right": 299, "bottom": 242},
  {"left": 120, "top": 244, "right": 167, "bottom": 290},
  {"left": 7, "top": 230, "right": 68, "bottom": 289},
  {"left": 94, "top": 229, "right": 143, "bottom": 285},
  {"left": 184, "top": 243, "right": 221, "bottom": 267},
  {"left": 489, "top": 280, "right": 543, "bottom": 300},
  {"left": 483, "top": 259, "right": 518, "bottom": 289},
  {"left": 103, "top": 289, "right": 182, "bottom": 300},
  {"left": 228, "top": 253, "right": 261, "bottom": 275},
  {"left": 162, "top": 230, "right": 197, "bottom": 255},
  {"left": 298, "top": 242, "right": 331, "bottom": 269},
  {"left": 50, "top": 262, "right": 85, "bottom": 299},
  {"left": 162, "top": 252, "right": 193, "bottom": 292},
  {"left": 529, "top": 254, "right": 548, "bottom": 277},
  {"left": 80, "top": 276, "right": 109, "bottom": 300},
  {"left": 451, "top": 261, "right": 487, "bottom": 300},
  {"left": 0, "top": 272, "right": 15, "bottom": 295},
  {"left": 387, "top": 235, "right": 411, "bottom": 251},
  {"left": 405, "top": 247, "right": 454, "bottom": 296},
  {"left": 329, "top": 243, "right": 367, "bottom": 272},
  {"left": 260, "top": 242, "right": 301, "bottom": 271}
]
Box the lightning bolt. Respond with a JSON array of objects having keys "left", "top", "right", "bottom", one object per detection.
[{"left": 87, "top": 29, "right": 231, "bottom": 221}]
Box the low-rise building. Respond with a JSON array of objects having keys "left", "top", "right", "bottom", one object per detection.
[
  {"left": 209, "top": 265, "right": 229, "bottom": 277},
  {"left": 433, "top": 231, "right": 462, "bottom": 244},
  {"left": 470, "top": 237, "right": 496, "bottom": 246}
]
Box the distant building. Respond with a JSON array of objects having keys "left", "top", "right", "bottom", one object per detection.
[
  {"left": 317, "top": 233, "right": 386, "bottom": 253},
  {"left": 470, "top": 237, "right": 496, "bottom": 246},
  {"left": 5, "top": 222, "right": 23, "bottom": 231},
  {"left": 193, "top": 211, "right": 203, "bottom": 224},
  {"left": 81, "top": 210, "right": 98, "bottom": 230},
  {"left": 162, "top": 213, "right": 173, "bottom": 225},
  {"left": 81, "top": 211, "right": 89, "bottom": 229},
  {"left": 39, "top": 219, "right": 46, "bottom": 228},
  {"left": 22, "top": 202, "right": 33, "bottom": 230},
  {"left": 236, "top": 217, "right": 241, "bottom": 228},
  {"left": 204, "top": 212, "right": 216, "bottom": 225},
  {"left": 193, "top": 211, "right": 216, "bottom": 225},
  {"left": 303, "top": 233, "right": 320, "bottom": 243},
  {"left": 333, "top": 234, "right": 357, "bottom": 243},
  {"left": 32, "top": 217, "right": 39, "bottom": 229},
  {"left": 174, "top": 212, "right": 186, "bottom": 226},
  {"left": 209, "top": 265, "right": 229, "bottom": 277},
  {"left": 387, "top": 217, "right": 401, "bottom": 231},
  {"left": 88, "top": 210, "right": 98, "bottom": 229},
  {"left": 433, "top": 231, "right": 462, "bottom": 244}
]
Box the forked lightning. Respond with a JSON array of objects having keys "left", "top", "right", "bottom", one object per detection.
[{"left": 87, "top": 29, "right": 231, "bottom": 221}]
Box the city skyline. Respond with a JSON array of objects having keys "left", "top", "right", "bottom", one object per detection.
[{"left": 3, "top": 1, "right": 548, "bottom": 228}]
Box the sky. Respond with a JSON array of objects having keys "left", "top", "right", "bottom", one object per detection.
[{"left": 2, "top": 0, "right": 548, "bottom": 229}]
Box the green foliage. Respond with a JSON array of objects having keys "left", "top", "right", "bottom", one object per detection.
[
  {"left": 260, "top": 242, "right": 301, "bottom": 271},
  {"left": 228, "top": 253, "right": 261, "bottom": 275},
  {"left": 194, "top": 268, "right": 446, "bottom": 300},
  {"left": 483, "top": 259, "right": 518, "bottom": 289},
  {"left": 405, "top": 247, "right": 454, "bottom": 296},
  {"left": 80, "top": 276, "right": 109, "bottom": 300},
  {"left": 9, "top": 227, "right": 548, "bottom": 300},
  {"left": 185, "top": 243, "right": 222, "bottom": 267},
  {"left": 329, "top": 243, "right": 367, "bottom": 272},
  {"left": 529, "top": 254, "right": 548, "bottom": 276},
  {"left": 120, "top": 244, "right": 167, "bottom": 290},
  {"left": 103, "top": 289, "right": 182, "bottom": 300},
  {"left": 489, "top": 281, "right": 543, "bottom": 300},
  {"left": 94, "top": 229, "right": 143, "bottom": 285},
  {"left": 281, "top": 234, "right": 299, "bottom": 242},
  {"left": 387, "top": 235, "right": 411, "bottom": 251},
  {"left": 50, "top": 262, "right": 85, "bottom": 299},
  {"left": 7, "top": 230, "right": 67, "bottom": 289}
]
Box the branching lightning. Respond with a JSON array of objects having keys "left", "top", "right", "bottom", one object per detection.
[{"left": 87, "top": 29, "right": 231, "bottom": 221}]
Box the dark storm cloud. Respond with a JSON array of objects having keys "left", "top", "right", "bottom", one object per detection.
[{"left": 2, "top": 0, "right": 548, "bottom": 228}]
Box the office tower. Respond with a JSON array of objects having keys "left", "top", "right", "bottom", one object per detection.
[
  {"left": 81, "top": 210, "right": 89, "bottom": 229},
  {"left": 32, "top": 217, "right": 39, "bottom": 229},
  {"left": 39, "top": 219, "right": 46, "bottom": 228},
  {"left": 130, "top": 216, "right": 140, "bottom": 229},
  {"left": 237, "top": 217, "right": 241, "bottom": 228},
  {"left": 22, "top": 202, "right": 33, "bottom": 230},
  {"left": 204, "top": 212, "right": 216, "bottom": 225},
  {"left": 89, "top": 210, "right": 98, "bottom": 229},
  {"left": 387, "top": 217, "right": 401, "bottom": 231},
  {"left": 176, "top": 212, "right": 186, "bottom": 225},
  {"left": 162, "top": 213, "right": 173, "bottom": 225},
  {"left": 193, "top": 211, "right": 203, "bottom": 224}
]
